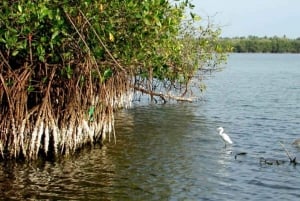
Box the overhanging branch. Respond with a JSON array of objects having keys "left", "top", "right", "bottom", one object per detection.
[{"left": 133, "top": 86, "right": 195, "bottom": 103}]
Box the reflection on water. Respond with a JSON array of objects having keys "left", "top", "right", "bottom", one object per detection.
[
  {"left": 0, "top": 146, "right": 117, "bottom": 200},
  {"left": 1, "top": 54, "right": 300, "bottom": 200}
]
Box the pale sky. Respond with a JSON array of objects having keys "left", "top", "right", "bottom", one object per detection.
[{"left": 193, "top": 0, "right": 300, "bottom": 38}]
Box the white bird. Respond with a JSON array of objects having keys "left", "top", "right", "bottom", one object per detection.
[{"left": 217, "top": 127, "right": 233, "bottom": 148}]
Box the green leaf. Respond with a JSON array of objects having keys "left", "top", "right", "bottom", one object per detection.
[
  {"left": 42, "top": 77, "right": 48, "bottom": 83},
  {"left": 17, "top": 5, "right": 22, "bottom": 13},
  {"left": 143, "top": 17, "right": 151, "bottom": 26},
  {"left": 27, "top": 85, "right": 34, "bottom": 92},
  {"left": 12, "top": 50, "right": 19, "bottom": 56},
  {"left": 154, "top": 16, "right": 162, "bottom": 27},
  {"left": 103, "top": 68, "right": 113, "bottom": 80},
  {"left": 37, "top": 45, "right": 46, "bottom": 62},
  {"left": 65, "top": 65, "right": 73, "bottom": 79},
  {"left": 88, "top": 106, "right": 95, "bottom": 121},
  {"left": 51, "top": 30, "right": 59, "bottom": 40}
]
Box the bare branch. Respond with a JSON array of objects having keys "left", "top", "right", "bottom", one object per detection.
[{"left": 133, "top": 85, "right": 195, "bottom": 103}]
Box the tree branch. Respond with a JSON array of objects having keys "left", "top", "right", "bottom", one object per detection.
[{"left": 133, "top": 86, "right": 196, "bottom": 103}]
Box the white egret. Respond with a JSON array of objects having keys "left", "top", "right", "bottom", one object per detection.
[{"left": 217, "top": 127, "right": 233, "bottom": 148}]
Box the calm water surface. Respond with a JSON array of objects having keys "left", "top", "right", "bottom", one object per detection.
[{"left": 1, "top": 53, "right": 300, "bottom": 200}]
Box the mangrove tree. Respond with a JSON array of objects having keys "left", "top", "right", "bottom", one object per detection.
[{"left": 0, "top": 0, "right": 229, "bottom": 160}]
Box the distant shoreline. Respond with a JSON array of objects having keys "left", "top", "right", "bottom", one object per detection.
[{"left": 219, "top": 36, "right": 300, "bottom": 53}]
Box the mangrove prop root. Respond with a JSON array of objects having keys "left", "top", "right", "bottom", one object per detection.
[{"left": 0, "top": 60, "right": 133, "bottom": 160}]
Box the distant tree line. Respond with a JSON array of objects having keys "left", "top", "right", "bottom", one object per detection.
[{"left": 219, "top": 36, "right": 300, "bottom": 53}]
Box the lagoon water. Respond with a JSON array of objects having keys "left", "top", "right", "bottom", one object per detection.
[{"left": 1, "top": 54, "right": 300, "bottom": 200}]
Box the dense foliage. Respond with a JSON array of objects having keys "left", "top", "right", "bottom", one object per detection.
[
  {"left": 0, "top": 0, "right": 228, "bottom": 160},
  {"left": 220, "top": 36, "right": 300, "bottom": 53}
]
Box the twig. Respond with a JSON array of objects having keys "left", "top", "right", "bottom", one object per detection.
[{"left": 279, "top": 141, "right": 297, "bottom": 164}]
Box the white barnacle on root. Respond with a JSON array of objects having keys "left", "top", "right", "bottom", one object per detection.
[
  {"left": 0, "top": 140, "right": 4, "bottom": 158},
  {"left": 82, "top": 119, "right": 94, "bottom": 144},
  {"left": 66, "top": 117, "right": 75, "bottom": 151},
  {"left": 102, "top": 123, "right": 107, "bottom": 142},
  {"left": 19, "top": 119, "right": 27, "bottom": 154},
  {"left": 76, "top": 124, "right": 83, "bottom": 147},
  {"left": 36, "top": 121, "right": 44, "bottom": 157},
  {"left": 88, "top": 123, "right": 95, "bottom": 143},
  {"left": 51, "top": 121, "right": 59, "bottom": 155},
  {"left": 44, "top": 124, "right": 49, "bottom": 155},
  {"left": 60, "top": 127, "right": 67, "bottom": 154},
  {"left": 29, "top": 125, "right": 38, "bottom": 158}
]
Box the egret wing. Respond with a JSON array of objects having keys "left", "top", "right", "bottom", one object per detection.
[{"left": 223, "top": 133, "right": 233, "bottom": 144}]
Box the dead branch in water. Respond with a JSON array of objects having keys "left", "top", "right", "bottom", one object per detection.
[
  {"left": 133, "top": 86, "right": 196, "bottom": 103},
  {"left": 259, "top": 157, "right": 286, "bottom": 166},
  {"left": 234, "top": 152, "right": 247, "bottom": 160},
  {"left": 279, "top": 141, "right": 297, "bottom": 164}
]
